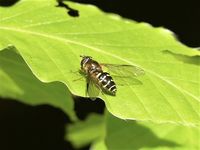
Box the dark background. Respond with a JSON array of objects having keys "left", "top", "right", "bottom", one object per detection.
[
  {"left": 69, "top": 0, "right": 200, "bottom": 47},
  {"left": 0, "top": 0, "right": 199, "bottom": 150}
]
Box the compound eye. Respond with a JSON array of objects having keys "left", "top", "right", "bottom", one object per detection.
[
  {"left": 81, "top": 57, "right": 90, "bottom": 67},
  {"left": 81, "top": 59, "right": 84, "bottom": 66}
]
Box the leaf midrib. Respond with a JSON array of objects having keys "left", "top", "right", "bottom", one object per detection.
[{"left": 0, "top": 26, "right": 199, "bottom": 103}]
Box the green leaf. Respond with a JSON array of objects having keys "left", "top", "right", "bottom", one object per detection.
[
  {"left": 66, "top": 114, "right": 105, "bottom": 148},
  {"left": 105, "top": 113, "right": 200, "bottom": 150},
  {"left": 0, "top": 47, "right": 76, "bottom": 120},
  {"left": 0, "top": 0, "right": 199, "bottom": 126},
  {"left": 67, "top": 112, "right": 200, "bottom": 150},
  {"left": 90, "top": 140, "right": 107, "bottom": 150}
]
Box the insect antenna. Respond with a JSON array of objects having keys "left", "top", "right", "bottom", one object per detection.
[{"left": 80, "top": 55, "right": 92, "bottom": 59}]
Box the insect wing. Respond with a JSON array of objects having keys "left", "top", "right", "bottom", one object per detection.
[
  {"left": 101, "top": 64, "right": 145, "bottom": 77},
  {"left": 112, "top": 75, "right": 143, "bottom": 86},
  {"left": 101, "top": 64, "right": 145, "bottom": 86},
  {"left": 87, "top": 78, "right": 100, "bottom": 100}
]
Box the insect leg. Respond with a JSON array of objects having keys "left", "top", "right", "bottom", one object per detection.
[
  {"left": 86, "top": 82, "right": 89, "bottom": 97},
  {"left": 72, "top": 77, "right": 83, "bottom": 82}
]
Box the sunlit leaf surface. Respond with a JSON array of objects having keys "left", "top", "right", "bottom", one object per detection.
[{"left": 0, "top": 0, "right": 199, "bottom": 125}]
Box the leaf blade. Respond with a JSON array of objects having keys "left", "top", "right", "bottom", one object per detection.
[{"left": 0, "top": 0, "right": 199, "bottom": 125}]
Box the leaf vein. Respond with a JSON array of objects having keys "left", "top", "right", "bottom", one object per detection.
[
  {"left": 0, "top": 4, "right": 50, "bottom": 22},
  {"left": 0, "top": 26, "right": 199, "bottom": 104}
]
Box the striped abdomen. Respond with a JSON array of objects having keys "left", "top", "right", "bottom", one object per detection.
[{"left": 96, "top": 72, "right": 117, "bottom": 95}]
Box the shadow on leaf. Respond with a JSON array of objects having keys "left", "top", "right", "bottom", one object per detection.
[
  {"left": 162, "top": 50, "right": 200, "bottom": 66},
  {"left": 106, "top": 114, "right": 180, "bottom": 150}
]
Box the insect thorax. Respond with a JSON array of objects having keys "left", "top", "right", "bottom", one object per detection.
[{"left": 83, "top": 60, "right": 102, "bottom": 74}]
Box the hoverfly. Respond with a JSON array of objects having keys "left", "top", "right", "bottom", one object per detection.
[{"left": 80, "top": 55, "right": 145, "bottom": 100}]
